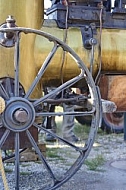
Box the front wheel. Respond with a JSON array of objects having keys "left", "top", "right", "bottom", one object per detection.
[{"left": 0, "top": 26, "right": 101, "bottom": 190}]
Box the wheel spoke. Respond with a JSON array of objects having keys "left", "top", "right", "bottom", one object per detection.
[
  {"left": 5, "top": 78, "right": 13, "bottom": 97},
  {"left": 14, "top": 32, "right": 20, "bottom": 97},
  {"left": 25, "top": 43, "right": 59, "bottom": 99},
  {"left": 15, "top": 132, "right": 20, "bottom": 190},
  {"left": 0, "top": 129, "right": 10, "bottom": 149},
  {"left": 26, "top": 129, "right": 57, "bottom": 183},
  {"left": 0, "top": 81, "right": 9, "bottom": 99}
]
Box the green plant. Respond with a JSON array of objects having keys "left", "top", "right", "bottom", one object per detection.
[
  {"left": 46, "top": 148, "right": 62, "bottom": 159},
  {"left": 85, "top": 154, "right": 105, "bottom": 171},
  {"left": 5, "top": 168, "right": 13, "bottom": 173},
  {"left": 21, "top": 163, "right": 31, "bottom": 167},
  {"left": 20, "top": 171, "right": 30, "bottom": 175}
]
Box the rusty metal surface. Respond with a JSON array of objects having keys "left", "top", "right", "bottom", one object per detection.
[{"left": 0, "top": 126, "right": 38, "bottom": 150}]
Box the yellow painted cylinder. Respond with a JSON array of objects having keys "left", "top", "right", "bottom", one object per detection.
[
  {"left": 0, "top": 0, "right": 44, "bottom": 98},
  {"left": 101, "top": 29, "right": 126, "bottom": 72}
]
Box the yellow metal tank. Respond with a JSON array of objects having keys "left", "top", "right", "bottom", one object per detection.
[{"left": 0, "top": 0, "right": 44, "bottom": 98}]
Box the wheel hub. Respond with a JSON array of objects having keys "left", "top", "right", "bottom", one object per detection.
[
  {"left": 14, "top": 108, "right": 29, "bottom": 123},
  {"left": 3, "top": 97, "right": 35, "bottom": 132}
]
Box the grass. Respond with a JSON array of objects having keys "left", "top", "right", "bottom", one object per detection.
[
  {"left": 21, "top": 163, "right": 31, "bottom": 167},
  {"left": 74, "top": 121, "right": 90, "bottom": 139},
  {"left": 5, "top": 168, "right": 13, "bottom": 173},
  {"left": 46, "top": 147, "right": 64, "bottom": 160},
  {"left": 20, "top": 171, "right": 30, "bottom": 175},
  {"left": 85, "top": 154, "right": 105, "bottom": 171}
]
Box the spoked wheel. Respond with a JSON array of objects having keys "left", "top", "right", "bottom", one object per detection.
[{"left": 0, "top": 26, "right": 101, "bottom": 190}]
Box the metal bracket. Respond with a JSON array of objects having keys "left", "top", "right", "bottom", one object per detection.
[{"left": 81, "top": 25, "right": 97, "bottom": 50}]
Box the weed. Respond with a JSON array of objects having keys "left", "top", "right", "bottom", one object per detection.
[
  {"left": 21, "top": 163, "right": 31, "bottom": 167},
  {"left": 20, "top": 171, "right": 30, "bottom": 175},
  {"left": 85, "top": 154, "right": 105, "bottom": 171},
  {"left": 46, "top": 148, "right": 63, "bottom": 159},
  {"left": 34, "top": 161, "right": 42, "bottom": 164},
  {"left": 5, "top": 168, "right": 13, "bottom": 173}
]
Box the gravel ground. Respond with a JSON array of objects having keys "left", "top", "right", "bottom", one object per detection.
[
  {"left": 59, "top": 132, "right": 126, "bottom": 190},
  {"left": 0, "top": 132, "right": 126, "bottom": 190}
]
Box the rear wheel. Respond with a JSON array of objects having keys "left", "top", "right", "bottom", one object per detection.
[
  {"left": 75, "top": 86, "right": 123, "bottom": 134},
  {"left": 75, "top": 112, "right": 124, "bottom": 134},
  {"left": 102, "top": 112, "right": 124, "bottom": 134}
]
